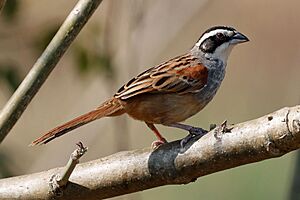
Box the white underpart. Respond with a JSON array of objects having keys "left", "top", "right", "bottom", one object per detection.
[{"left": 208, "top": 42, "right": 234, "bottom": 62}]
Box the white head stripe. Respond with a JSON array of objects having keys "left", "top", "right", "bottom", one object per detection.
[{"left": 195, "top": 29, "right": 234, "bottom": 47}]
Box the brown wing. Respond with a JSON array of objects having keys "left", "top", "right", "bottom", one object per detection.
[{"left": 114, "top": 54, "right": 208, "bottom": 100}]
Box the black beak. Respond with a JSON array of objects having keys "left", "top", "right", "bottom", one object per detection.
[{"left": 231, "top": 32, "right": 249, "bottom": 44}]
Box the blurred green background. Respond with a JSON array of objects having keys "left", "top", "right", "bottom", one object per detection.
[{"left": 0, "top": 0, "right": 299, "bottom": 199}]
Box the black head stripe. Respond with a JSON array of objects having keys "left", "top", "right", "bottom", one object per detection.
[
  {"left": 199, "top": 26, "right": 236, "bottom": 39},
  {"left": 200, "top": 34, "right": 231, "bottom": 53},
  {"left": 198, "top": 26, "right": 235, "bottom": 53}
]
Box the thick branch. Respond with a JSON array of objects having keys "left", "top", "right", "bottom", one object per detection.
[
  {"left": 0, "top": 0, "right": 103, "bottom": 143},
  {"left": 0, "top": 105, "right": 299, "bottom": 199}
]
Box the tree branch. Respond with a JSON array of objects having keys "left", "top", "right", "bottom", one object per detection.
[
  {"left": 0, "top": 105, "right": 299, "bottom": 199},
  {"left": 0, "top": 0, "right": 103, "bottom": 143}
]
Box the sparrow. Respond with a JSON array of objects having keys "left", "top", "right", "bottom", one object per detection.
[{"left": 31, "top": 26, "right": 249, "bottom": 148}]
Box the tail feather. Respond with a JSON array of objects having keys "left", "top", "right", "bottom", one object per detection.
[{"left": 30, "top": 98, "right": 124, "bottom": 146}]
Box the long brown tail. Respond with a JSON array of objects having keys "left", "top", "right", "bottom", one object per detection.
[{"left": 30, "top": 98, "right": 124, "bottom": 146}]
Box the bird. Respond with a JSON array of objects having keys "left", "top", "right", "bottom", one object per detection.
[{"left": 31, "top": 26, "right": 249, "bottom": 148}]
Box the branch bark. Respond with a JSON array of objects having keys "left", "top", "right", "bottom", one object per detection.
[
  {"left": 0, "top": 105, "right": 299, "bottom": 199},
  {"left": 0, "top": 0, "right": 103, "bottom": 143}
]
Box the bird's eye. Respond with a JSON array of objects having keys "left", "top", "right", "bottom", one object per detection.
[{"left": 216, "top": 33, "right": 225, "bottom": 40}]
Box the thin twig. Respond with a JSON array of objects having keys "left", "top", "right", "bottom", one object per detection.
[
  {"left": 57, "top": 142, "right": 88, "bottom": 187},
  {"left": 49, "top": 142, "right": 88, "bottom": 197},
  {"left": 0, "top": 105, "right": 299, "bottom": 200},
  {"left": 0, "top": 0, "right": 103, "bottom": 144}
]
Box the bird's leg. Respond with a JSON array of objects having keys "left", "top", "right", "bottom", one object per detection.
[
  {"left": 145, "top": 122, "right": 167, "bottom": 149},
  {"left": 165, "top": 123, "right": 208, "bottom": 147}
]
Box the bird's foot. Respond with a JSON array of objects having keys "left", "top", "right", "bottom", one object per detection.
[
  {"left": 180, "top": 127, "right": 208, "bottom": 148},
  {"left": 151, "top": 138, "right": 167, "bottom": 150}
]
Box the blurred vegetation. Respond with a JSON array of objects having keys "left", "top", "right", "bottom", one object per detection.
[
  {"left": 0, "top": 152, "right": 15, "bottom": 178},
  {"left": 1, "top": 0, "right": 19, "bottom": 22},
  {"left": 73, "top": 22, "right": 115, "bottom": 79},
  {"left": 0, "top": 0, "right": 22, "bottom": 93},
  {"left": 0, "top": 63, "right": 21, "bottom": 92},
  {"left": 73, "top": 45, "right": 115, "bottom": 79},
  {"left": 32, "top": 22, "right": 115, "bottom": 79},
  {"left": 33, "top": 25, "right": 60, "bottom": 55}
]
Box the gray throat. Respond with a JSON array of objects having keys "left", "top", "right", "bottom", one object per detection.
[{"left": 196, "top": 59, "right": 226, "bottom": 103}]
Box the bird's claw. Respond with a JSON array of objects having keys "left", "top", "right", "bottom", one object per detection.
[
  {"left": 151, "top": 138, "right": 167, "bottom": 150},
  {"left": 180, "top": 127, "right": 208, "bottom": 148}
]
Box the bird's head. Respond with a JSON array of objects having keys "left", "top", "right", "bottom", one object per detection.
[{"left": 192, "top": 26, "right": 249, "bottom": 62}]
